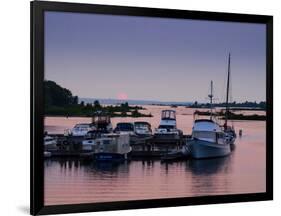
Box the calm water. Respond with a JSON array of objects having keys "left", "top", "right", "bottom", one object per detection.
[{"left": 44, "top": 106, "right": 266, "bottom": 205}]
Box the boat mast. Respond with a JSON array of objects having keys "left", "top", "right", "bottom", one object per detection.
[
  {"left": 225, "top": 53, "right": 231, "bottom": 126},
  {"left": 208, "top": 80, "right": 214, "bottom": 120}
]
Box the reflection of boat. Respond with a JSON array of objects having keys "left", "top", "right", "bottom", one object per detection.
[
  {"left": 91, "top": 160, "right": 127, "bottom": 172},
  {"left": 154, "top": 110, "right": 182, "bottom": 139},
  {"left": 114, "top": 122, "right": 135, "bottom": 136},
  {"left": 187, "top": 157, "right": 230, "bottom": 175},
  {"left": 70, "top": 123, "right": 96, "bottom": 137},
  {"left": 44, "top": 135, "right": 57, "bottom": 150},
  {"left": 161, "top": 150, "right": 187, "bottom": 162},
  {"left": 134, "top": 121, "right": 152, "bottom": 137},
  {"left": 187, "top": 81, "right": 231, "bottom": 159},
  {"left": 44, "top": 151, "right": 52, "bottom": 158},
  {"left": 93, "top": 133, "right": 131, "bottom": 161}
]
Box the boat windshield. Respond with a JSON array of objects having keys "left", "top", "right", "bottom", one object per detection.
[
  {"left": 135, "top": 122, "right": 150, "bottom": 128},
  {"left": 161, "top": 110, "right": 176, "bottom": 120},
  {"left": 158, "top": 125, "right": 175, "bottom": 129},
  {"left": 116, "top": 123, "right": 134, "bottom": 131},
  {"left": 93, "top": 115, "right": 110, "bottom": 124},
  {"left": 74, "top": 124, "right": 90, "bottom": 129}
]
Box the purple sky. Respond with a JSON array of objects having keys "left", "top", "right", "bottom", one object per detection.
[{"left": 44, "top": 11, "right": 266, "bottom": 103}]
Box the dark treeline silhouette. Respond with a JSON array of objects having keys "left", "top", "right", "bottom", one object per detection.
[
  {"left": 45, "top": 80, "right": 78, "bottom": 107},
  {"left": 45, "top": 80, "right": 152, "bottom": 117},
  {"left": 188, "top": 100, "right": 266, "bottom": 110}
]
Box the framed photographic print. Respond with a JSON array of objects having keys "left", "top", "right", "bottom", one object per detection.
[{"left": 30, "top": 1, "right": 273, "bottom": 215}]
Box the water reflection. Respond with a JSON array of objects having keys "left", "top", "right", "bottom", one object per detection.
[
  {"left": 44, "top": 106, "right": 266, "bottom": 205},
  {"left": 187, "top": 157, "right": 231, "bottom": 175},
  {"left": 89, "top": 160, "right": 130, "bottom": 175}
]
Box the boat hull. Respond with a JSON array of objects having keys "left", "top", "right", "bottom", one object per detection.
[{"left": 189, "top": 139, "right": 231, "bottom": 159}]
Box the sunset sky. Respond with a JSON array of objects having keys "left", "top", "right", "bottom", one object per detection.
[{"left": 45, "top": 11, "right": 266, "bottom": 103}]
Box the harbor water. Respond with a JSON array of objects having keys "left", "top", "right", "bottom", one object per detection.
[{"left": 44, "top": 105, "right": 266, "bottom": 205}]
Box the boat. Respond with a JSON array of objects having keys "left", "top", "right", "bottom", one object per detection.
[
  {"left": 187, "top": 79, "right": 231, "bottom": 159},
  {"left": 93, "top": 133, "right": 131, "bottom": 161},
  {"left": 82, "top": 113, "right": 113, "bottom": 151},
  {"left": 44, "top": 135, "right": 57, "bottom": 151},
  {"left": 154, "top": 110, "right": 182, "bottom": 139},
  {"left": 114, "top": 122, "right": 135, "bottom": 136},
  {"left": 188, "top": 119, "right": 231, "bottom": 159},
  {"left": 69, "top": 123, "right": 96, "bottom": 137},
  {"left": 134, "top": 121, "right": 152, "bottom": 137}
]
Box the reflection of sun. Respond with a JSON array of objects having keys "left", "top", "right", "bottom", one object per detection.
[{"left": 117, "top": 92, "right": 128, "bottom": 100}]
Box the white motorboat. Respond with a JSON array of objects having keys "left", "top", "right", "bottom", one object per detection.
[
  {"left": 134, "top": 121, "right": 152, "bottom": 137},
  {"left": 114, "top": 122, "right": 135, "bottom": 136},
  {"left": 44, "top": 135, "right": 57, "bottom": 151},
  {"left": 187, "top": 53, "right": 236, "bottom": 159},
  {"left": 188, "top": 119, "right": 231, "bottom": 159},
  {"left": 187, "top": 80, "right": 231, "bottom": 159},
  {"left": 70, "top": 123, "right": 96, "bottom": 137},
  {"left": 93, "top": 133, "right": 131, "bottom": 161},
  {"left": 82, "top": 113, "right": 113, "bottom": 151},
  {"left": 154, "top": 110, "right": 182, "bottom": 138}
]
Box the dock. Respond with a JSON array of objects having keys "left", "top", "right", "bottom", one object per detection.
[{"left": 45, "top": 134, "right": 191, "bottom": 158}]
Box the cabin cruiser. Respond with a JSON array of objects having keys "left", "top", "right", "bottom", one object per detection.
[
  {"left": 82, "top": 113, "right": 113, "bottom": 151},
  {"left": 134, "top": 121, "right": 152, "bottom": 137},
  {"left": 44, "top": 135, "right": 57, "bottom": 151},
  {"left": 114, "top": 122, "right": 135, "bottom": 136},
  {"left": 187, "top": 119, "right": 231, "bottom": 159},
  {"left": 93, "top": 133, "right": 131, "bottom": 161},
  {"left": 154, "top": 110, "right": 182, "bottom": 138},
  {"left": 70, "top": 123, "right": 96, "bottom": 137}
]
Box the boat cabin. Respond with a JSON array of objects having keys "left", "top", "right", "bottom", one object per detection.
[
  {"left": 91, "top": 113, "right": 112, "bottom": 133},
  {"left": 161, "top": 110, "right": 176, "bottom": 120},
  {"left": 134, "top": 121, "right": 151, "bottom": 130},
  {"left": 71, "top": 123, "right": 96, "bottom": 136},
  {"left": 134, "top": 121, "right": 152, "bottom": 136},
  {"left": 158, "top": 110, "right": 177, "bottom": 129},
  {"left": 94, "top": 134, "right": 131, "bottom": 154},
  {"left": 192, "top": 119, "right": 225, "bottom": 144}
]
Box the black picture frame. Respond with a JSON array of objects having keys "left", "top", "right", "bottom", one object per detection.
[{"left": 30, "top": 1, "right": 273, "bottom": 215}]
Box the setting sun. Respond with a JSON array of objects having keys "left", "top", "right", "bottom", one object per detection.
[{"left": 117, "top": 92, "right": 128, "bottom": 100}]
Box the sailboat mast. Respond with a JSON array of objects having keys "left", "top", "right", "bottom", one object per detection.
[
  {"left": 208, "top": 80, "right": 214, "bottom": 119},
  {"left": 225, "top": 53, "right": 231, "bottom": 126}
]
